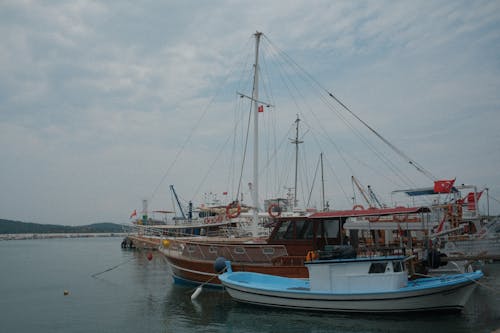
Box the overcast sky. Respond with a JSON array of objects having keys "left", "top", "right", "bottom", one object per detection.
[{"left": 1, "top": 0, "right": 499, "bottom": 226}]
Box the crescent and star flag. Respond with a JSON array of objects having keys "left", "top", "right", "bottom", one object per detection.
[
  {"left": 466, "top": 191, "right": 483, "bottom": 210},
  {"left": 258, "top": 105, "right": 264, "bottom": 113},
  {"left": 129, "top": 209, "right": 137, "bottom": 219},
  {"left": 433, "top": 179, "right": 455, "bottom": 193}
]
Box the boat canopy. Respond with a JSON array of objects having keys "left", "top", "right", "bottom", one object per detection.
[
  {"left": 391, "top": 187, "right": 459, "bottom": 196},
  {"left": 309, "top": 206, "right": 430, "bottom": 219}
]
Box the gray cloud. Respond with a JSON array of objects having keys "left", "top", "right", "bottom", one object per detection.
[{"left": 1, "top": 0, "right": 499, "bottom": 224}]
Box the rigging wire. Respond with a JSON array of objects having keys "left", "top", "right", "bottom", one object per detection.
[
  {"left": 263, "top": 34, "right": 437, "bottom": 183},
  {"left": 265, "top": 37, "right": 416, "bottom": 190},
  {"left": 235, "top": 96, "right": 254, "bottom": 202},
  {"left": 307, "top": 155, "right": 321, "bottom": 208},
  {"left": 149, "top": 35, "right": 255, "bottom": 204},
  {"left": 191, "top": 131, "right": 234, "bottom": 203}
]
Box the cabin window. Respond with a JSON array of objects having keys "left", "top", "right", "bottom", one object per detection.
[
  {"left": 275, "top": 220, "right": 294, "bottom": 239},
  {"left": 208, "top": 246, "right": 218, "bottom": 254},
  {"left": 234, "top": 247, "right": 246, "bottom": 255},
  {"left": 262, "top": 247, "right": 275, "bottom": 255},
  {"left": 296, "top": 220, "right": 314, "bottom": 239},
  {"left": 187, "top": 245, "right": 197, "bottom": 253},
  {"left": 323, "top": 220, "right": 339, "bottom": 238},
  {"left": 368, "top": 262, "right": 387, "bottom": 274},
  {"left": 392, "top": 261, "right": 403, "bottom": 272}
]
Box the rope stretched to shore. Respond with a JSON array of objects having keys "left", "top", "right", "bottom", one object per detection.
[{"left": 91, "top": 257, "right": 136, "bottom": 278}]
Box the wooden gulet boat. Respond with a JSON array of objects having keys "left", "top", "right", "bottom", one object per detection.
[
  {"left": 157, "top": 31, "right": 493, "bottom": 288},
  {"left": 218, "top": 255, "right": 483, "bottom": 313},
  {"left": 159, "top": 206, "right": 431, "bottom": 287}
]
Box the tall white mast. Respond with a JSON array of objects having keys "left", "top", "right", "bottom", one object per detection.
[
  {"left": 321, "top": 152, "right": 326, "bottom": 211},
  {"left": 251, "top": 31, "right": 262, "bottom": 235}
]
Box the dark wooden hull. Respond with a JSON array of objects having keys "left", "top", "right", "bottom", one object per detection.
[{"left": 163, "top": 252, "right": 308, "bottom": 286}]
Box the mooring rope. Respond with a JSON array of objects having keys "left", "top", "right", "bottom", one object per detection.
[{"left": 91, "top": 257, "right": 136, "bottom": 278}]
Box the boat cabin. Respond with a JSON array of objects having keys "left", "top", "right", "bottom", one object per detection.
[
  {"left": 266, "top": 207, "right": 430, "bottom": 257},
  {"left": 266, "top": 216, "right": 347, "bottom": 256},
  {"left": 306, "top": 256, "right": 408, "bottom": 292}
]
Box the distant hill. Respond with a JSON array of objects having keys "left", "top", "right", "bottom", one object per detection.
[{"left": 0, "top": 219, "right": 129, "bottom": 234}]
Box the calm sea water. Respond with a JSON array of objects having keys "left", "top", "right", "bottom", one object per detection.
[{"left": 0, "top": 237, "right": 499, "bottom": 333}]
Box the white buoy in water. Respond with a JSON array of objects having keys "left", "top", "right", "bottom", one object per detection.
[{"left": 191, "top": 286, "right": 202, "bottom": 300}]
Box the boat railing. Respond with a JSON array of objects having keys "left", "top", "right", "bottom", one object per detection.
[
  {"left": 271, "top": 255, "right": 305, "bottom": 266},
  {"left": 129, "top": 224, "right": 165, "bottom": 238},
  {"left": 129, "top": 221, "right": 251, "bottom": 239},
  {"left": 162, "top": 239, "right": 289, "bottom": 264},
  {"left": 357, "top": 245, "right": 422, "bottom": 259}
]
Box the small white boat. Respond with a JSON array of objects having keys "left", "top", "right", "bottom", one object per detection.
[{"left": 218, "top": 255, "right": 483, "bottom": 313}]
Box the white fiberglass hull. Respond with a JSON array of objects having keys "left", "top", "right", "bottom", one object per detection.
[{"left": 220, "top": 271, "right": 481, "bottom": 313}]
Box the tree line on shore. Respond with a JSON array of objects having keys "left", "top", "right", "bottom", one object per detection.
[{"left": 0, "top": 219, "right": 129, "bottom": 234}]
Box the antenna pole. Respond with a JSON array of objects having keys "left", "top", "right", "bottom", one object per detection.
[{"left": 290, "top": 114, "right": 303, "bottom": 208}]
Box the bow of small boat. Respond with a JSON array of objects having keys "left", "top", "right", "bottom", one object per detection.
[{"left": 406, "top": 270, "right": 484, "bottom": 290}]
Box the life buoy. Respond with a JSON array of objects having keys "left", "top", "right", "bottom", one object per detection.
[
  {"left": 267, "top": 204, "right": 282, "bottom": 218},
  {"left": 226, "top": 202, "right": 241, "bottom": 219},
  {"left": 352, "top": 204, "right": 364, "bottom": 210}
]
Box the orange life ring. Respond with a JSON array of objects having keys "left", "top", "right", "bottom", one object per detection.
[
  {"left": 353, "top": 204, "right": 365, "bottom": 210},
  {"left": 267, "top": 204, "right": 282, "bottom": 218},
  {"left": 226, "top": 202, "right": 241, "bottom": 219}
]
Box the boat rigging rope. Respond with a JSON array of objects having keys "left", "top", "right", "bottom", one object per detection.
[
  {"left": 325, "top": 91, "right": 436, "bottom": 182},
  {"left": 263, "top": 34, "right": 436, "bottom": 183},
  {"left": 191, "top": 131, "right": 234, "bottom": 202},
  {"left": 234, "top": 96, "right": 253, "bottom": 203},
  {"left": 262, "top": 37, "right": 420, "bottom": 196},
  {"left": 149, "top": 36, "right": 255, "bottom": 203}
]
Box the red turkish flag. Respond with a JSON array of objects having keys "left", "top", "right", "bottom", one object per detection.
[
  {"left": 433, "top": 179, "right": 455, "bottom": 193},
  {"left": 466, "top": 191, "right": 483, "bottom": 210}
]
